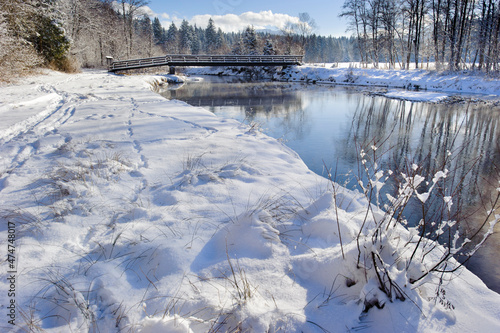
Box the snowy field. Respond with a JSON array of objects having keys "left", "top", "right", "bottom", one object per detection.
[{"left": 1, "top": 69, "right": 499, "bottom": 332}]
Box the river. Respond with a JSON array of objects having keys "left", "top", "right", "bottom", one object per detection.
[{"left": 160, "top": 75, "right": 500, "bottom": 293}]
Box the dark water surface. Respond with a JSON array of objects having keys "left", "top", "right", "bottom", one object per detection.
[{"left": 161, "top": 76, "right": 500, "bottom": 293}]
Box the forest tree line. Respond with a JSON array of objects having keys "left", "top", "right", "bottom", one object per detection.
[
  {"left": 0, "top": 0, "right": 361, "bottom": 75},
  {"left": 341, "top": 0, "right": 500, "bottom": 71},
  {"left": 1, "top": 0, "right": 498, "bottom": 78}
]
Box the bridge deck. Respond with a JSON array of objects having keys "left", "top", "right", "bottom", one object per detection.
[{"left": 108, "top": 54, "right": 303, "bottom": 72}]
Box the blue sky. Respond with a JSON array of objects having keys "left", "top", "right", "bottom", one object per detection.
[{"left": 142, "top": 0, "right": 350, "bottom": 37}]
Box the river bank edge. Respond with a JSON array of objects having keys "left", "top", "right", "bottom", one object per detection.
[{"left": 183, "top": 64, "right": 500, "bottom": 104}]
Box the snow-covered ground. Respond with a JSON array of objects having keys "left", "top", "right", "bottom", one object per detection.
[{"left": 0, "top": 69, "right": 499, "bottom": 332}]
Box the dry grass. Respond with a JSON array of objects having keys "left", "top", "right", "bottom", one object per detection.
[{"left": 47, "top": 56, "right": 81, "bottom": 74}]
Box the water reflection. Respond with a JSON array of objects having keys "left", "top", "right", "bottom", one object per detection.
[
  {"left": 160, "top": 76, "right": 500, "bottom": 292},
  {"left": 346, "top": 97, "right": 500, "bottom": 218},
  {"left": 167, "top": 78, "right": 302, "bottom": 110}
]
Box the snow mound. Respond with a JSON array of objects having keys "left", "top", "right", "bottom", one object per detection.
[
  {"left": 138, "top": 315, "right": 194, "bottom": 333},
  {"left": 384, "top": 90, "right": 449, "bottom": 102}
]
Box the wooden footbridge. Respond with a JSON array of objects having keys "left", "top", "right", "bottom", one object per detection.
[{"left": 107, "top": 54, "right": 303, "bottom": 73}]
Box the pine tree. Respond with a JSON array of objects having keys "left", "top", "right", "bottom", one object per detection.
[
  {"left": 152, "top": 17, "right": 163, "bottom": 45},
  {"left": 263, "top": 39, "right": 276, "bottom": 55},
  {"left": 216, "top": 28, "right": 225, "bottom": 52},
  {"left": 137, "top": 14, "right": 152, "bottom": 36},
  {"left": 243, "top": 26, "right": 258, "bottom": 55},
  {"left": 231, "top": 39, "right": 244, "bottom": 55},
  {"left": 136, "top": 14, "right": 153, "bottom": 56},
  {"left": 191, "top": 30, "right": 201, "bottom": 54},
  {"left": 33, "top": 17, "right": 70, "bottom": 64},
  {"left": 165, "top": 22, "right": 178, "bottom": 53},
  {"left": 179, "top": 20, "right": 192, "bottom": 53},
  {"left": 205, "top": 18, "right": 217, "bottom": 53}
]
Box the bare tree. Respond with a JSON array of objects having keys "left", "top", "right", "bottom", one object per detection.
[
  {"left": 0, "top": 6, "right": 43, "bottom": 79},
  {"left": 119, "top": 0, "right": 149, "bottom": 57},
  {"left": 379, "top": 0, "right": 400, "bottom": 68},
  {"left": 280, "top": 12, "right": 316, "bottom": 54},
  {"left": 341, "top": 0, "right": 500, "bottom": 72},
  {"left": 58, "top": 0, "right": 126, "bottom": 66},
  {"left": 340, "top": 0, "right": 370, "bottom": 66},
  {"left": 296, "top": 12, "right": 317, "bottom": 52}
]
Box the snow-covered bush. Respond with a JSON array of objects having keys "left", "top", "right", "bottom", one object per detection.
[
  {"left": 328, "top": 146, "right": 500, "bottom": 312},
  {"left": 343, "top": 69, "right": 358, "bottom": 83}
]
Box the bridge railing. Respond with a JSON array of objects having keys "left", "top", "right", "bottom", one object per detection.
[
  {"left": 110, "top": 56, "right": 166, "bottom": 70},
  {"left": 108, "top": 54, "right": 303, "bottom": 72},
  {"left": 162, "top": 54, "right": 303, "bottom": 63}
]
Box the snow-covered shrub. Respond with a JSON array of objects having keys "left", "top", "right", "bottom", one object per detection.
[
  {"left": 344, "top": 69, "right": 358, "bottom": 83},
  {"left": 333, "top": 146, "right": 500, "bottom": 312}
]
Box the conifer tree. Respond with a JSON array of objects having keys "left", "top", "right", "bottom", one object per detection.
[
  {"left": 243, "top": 25, "right": 258, "bottom": 55},
  {"left": 231, "top": 39, "right": 244, "bottom": 55},
  {"left": 152, "top": 17, "right": 164, "bottom": 45},
  {"left": 165, "top": 22, "right": 178, "bottom": 53},
  {"left": 205, "top": 18, "right": 218, "bottom": 53},
  {"left": 263, "top": 39, "right": 276, "bottom": 55},
  {"left": 29, "top": 14, "right": 70, "bottom": 65},
  {"left": 191, "top": 30, "right": 201, "bottom": 54},
  {"left": 216, "top": 28, "right": 225, "bottom": 52},
  {"left": 179, "top": 19, "right": 193, "bottom": 53}
]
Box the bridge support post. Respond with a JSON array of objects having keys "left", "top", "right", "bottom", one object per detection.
[
  {"left": 106, "top": 56, "right": 113, "bottom": 71},
  {"left": 169, "top": 66, "right": 176, "bottom": 75}
]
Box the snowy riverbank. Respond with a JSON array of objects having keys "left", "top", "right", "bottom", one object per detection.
[{"left": 1, "top": 69, "right": 499, "bottom": 332}]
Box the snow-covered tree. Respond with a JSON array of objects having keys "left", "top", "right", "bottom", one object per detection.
[
  {"left": 231, "top": 39, "right": 244, "bottom": 55},
  {"left": 243, "top": 25, "right": 259, "bottom": 55},
  {"left": 0, "top": 0, "right": 70, "bottom": 77},
  {"left": 0, "top": 9, "right": 43, "bottom": 80},
  {"left": 191, "top": 30, "right": 201, "bottom": 54},
  {"left": 205, "top": 18, "right": 218, "bottom": 53},
  {"left": 216, "top": 28, "right": 226, "bottom": 53},
  {"left": 135, "top": 14, "right": 154, "bottom": 56},
  {"left": 0, "top": 12, "right": 13, "bottom": 60},
  {"left": 57, "top": 0, "right": 127, "bottom": 67},
  {"left": 29, "top": 14, "right": 70, "bottom": 65},
  {"left": 296, "top": 12, "right": 316, "bottom": 51},
  {"left": 263, "top": 39, "right": 276, "bottom": 55},
  {"left": 152, "top": 17, "right": 164, "bottom": 45},
  {"left": 165, "top": 22, "right": 178, "bottom": 53},
  {"left": 179, "top": 19, "right": 193, "bottom": 53}
]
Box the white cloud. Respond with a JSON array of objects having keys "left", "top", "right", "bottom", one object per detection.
[
  {"left": 128, "top": 4, "right": 305, "bottom": 33},
  {"left": 139, "top": 5, "right": 156, "bottom": 17},
  {"left": 191, "top": 11, "right": 300, "bottom": 32},
  {"left": 144, "top": 8, "right": 301, "bottom": 33}
]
